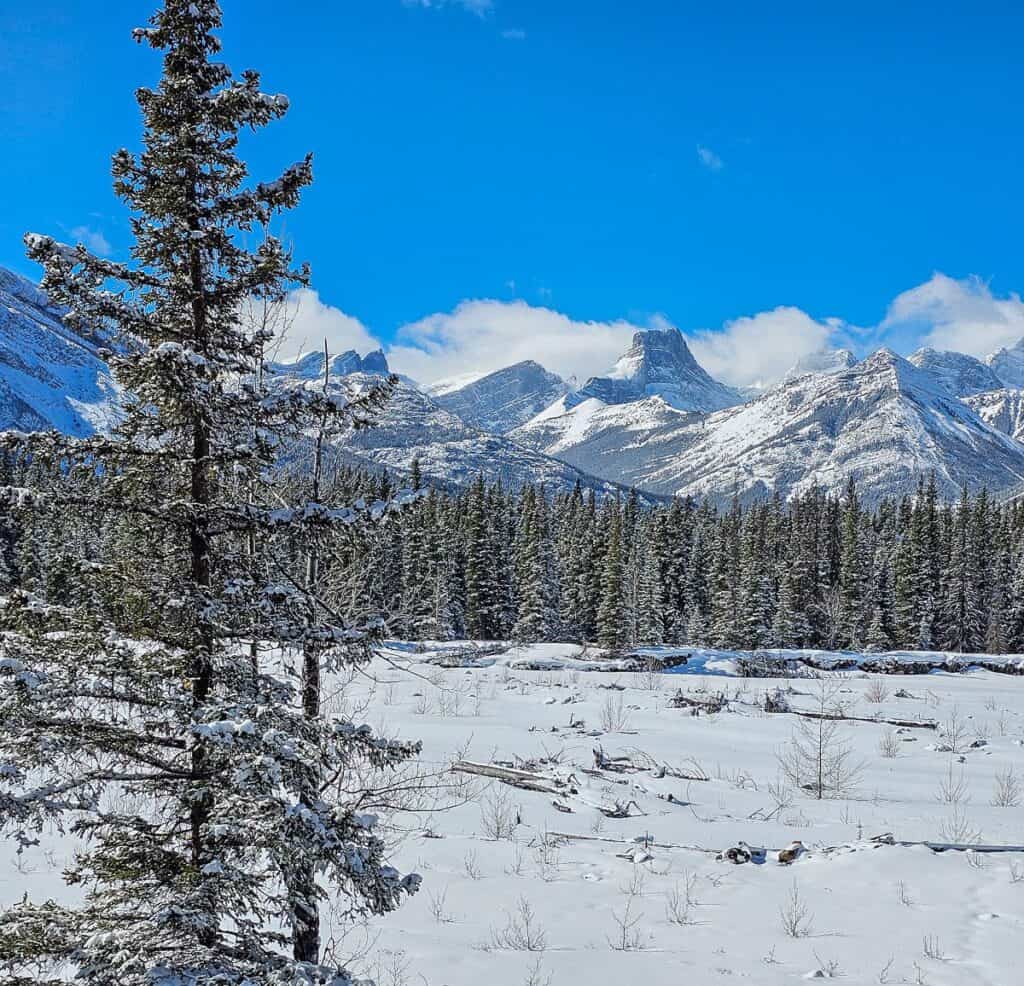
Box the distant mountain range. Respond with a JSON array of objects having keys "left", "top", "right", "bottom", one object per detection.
[{"left": 6, "top": 262, "right": 1024, "bottom": 504}]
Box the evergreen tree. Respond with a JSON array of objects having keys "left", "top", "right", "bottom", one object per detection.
[
  {"left": 0, "top": 4, "right": 420, "bottom": 982},
  {"left": 940, "top": 487, "right": 985, "bottom": 652},
  {"left": 596, "top": 502, "right": 626, "bottom": 651}
]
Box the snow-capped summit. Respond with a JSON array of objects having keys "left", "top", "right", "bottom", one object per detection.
[
  {"left": 0, "top": 265, "right": 118, "bottom": 436},
  {"left": 986, "top": 337, "right": 1024, "bottom": 389},
  {"left": 783, "top": 348, "right": 858, "bottom": 383},
  {"left": 570, "top": 326, "right": 743, "bottom": 413},
  {"left": 430, "top": 359, "right": 571, "bottom": 434},
  {"left": 907, "top": 346, "right": 1003, "bottom": 397}
]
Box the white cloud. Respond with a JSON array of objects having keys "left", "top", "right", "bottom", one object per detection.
[
  {"left": 265, "top": 273, "right": 1024, "bottom": 395},
  {"left": 697, "top": 145, "right": 723, "bottom": 171},
  {"left": 403, "top": 0, "right": 493, "bottom": 15},
  {"left": 70, "top": 225, "right": 111, "bottom": 257},
  {"left": 386, "top": 299, "right": 640, "bottom": 385},
  {"left": 273, "top": 288, "right": 381, "bottom": 362},
  {"left": 688, "top": 306, "right": 835, "bottom": 391},
  {"left": 880, "top": 273, "right": 1024, "bottom": 358}
]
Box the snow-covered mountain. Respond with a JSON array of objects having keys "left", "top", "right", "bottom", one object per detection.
[
  {"left": 511, "top": 327, "right": 742, "bottom": 469},
  {"left": 518, "top": 348, "right": 1024, "bottom": 504},
  {"left": 570, "top": 326, "right": 743, "bottom": 412},
  {"left": 640, "top": 349, "right": 1024, "bottom": 503},
  {"left": 430, "top": 359, "right": 570, "bottom": 434},
  {"left": 0, "top": 266, "right": 118, "bottom": 435},
  {"left": 907, "top": 347, "right": 1004, "bottom": 397},
  {"left": 986, "top": 338, "right": 1024, "bottom": 389},
  {"left": 268, "top": 350, "right": 645, "bottom": 498}
]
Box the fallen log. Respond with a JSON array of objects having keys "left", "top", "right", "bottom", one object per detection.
[
  {"left": 897, "top": 840, "right": 1024, "bottom": 854},
  {"left": 547, "top": 831, "right": 717, "bottom": 854},
  {"left": 788, "top": 709, "right": 937, "bottom": 729},
  {"left": 450, "top": 760, "right": 570, "bottom": 795},
  {"left": 763, "top": 699, "right": 937, "bottom": 730}
]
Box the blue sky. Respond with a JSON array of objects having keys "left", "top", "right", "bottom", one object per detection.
[{"left": 3, "top": 0, "right": 1024, "bottom": 386}]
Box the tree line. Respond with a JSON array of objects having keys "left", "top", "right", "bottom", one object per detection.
[
  {"left": 10, "top": 451, "right": 1024, "bottom": 656},
  {"left": 344, "top": 468, "right": 1024, "bottom": 655}
]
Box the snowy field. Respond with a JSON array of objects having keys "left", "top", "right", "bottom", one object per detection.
[{"left": 5, "top": 642, "right": 1024, "bottom": 985}]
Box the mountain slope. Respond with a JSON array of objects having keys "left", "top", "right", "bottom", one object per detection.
[
  {"left": 0, "top": 266, "right": 118, "bottom": 436},
  {"left": 907, "top": 347, "right": 1004, "bottom": 397},
  {"left": 964, "top": 387, "right": 1024, "bottom": 443},
  {"left": 986, "top": 338, "right": 1024, "bottom": 388},
  {"left": 641, "top": 349, "right": 1024, "bottom": 503},
  {"left": 430, "top": 360, "right": 570, "bottom": 434},
  {"left": 512, "top": 395, "right": 707, "bottom": 490}
]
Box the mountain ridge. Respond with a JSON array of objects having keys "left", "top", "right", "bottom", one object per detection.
[{"left": 6, "top": 263, "right": 1024, "bottom": 504}]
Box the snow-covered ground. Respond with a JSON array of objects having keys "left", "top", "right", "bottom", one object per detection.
[{"left": 4, "top": 642, "right": 1024, "bottom": 985}]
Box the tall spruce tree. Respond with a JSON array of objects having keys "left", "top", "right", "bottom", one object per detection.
[
  {"left": 0, "top": 3, "right": 420, "bottom": 983},
  {"left": 596, "top": 502, "right": 626, "bottom": 651}
]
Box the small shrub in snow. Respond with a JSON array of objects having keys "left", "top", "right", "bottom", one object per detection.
[
  {"left": 991, "top": 766, "right": 1021, "bottom": 807},
  {"left": 812, "top": 950, "right": 843, "bottom": 978},
  {"left": 935, "top": 759, "right": 970, "bottom": 805},
  {"left": 600, "top": 692, "right": 631, "bottom": 732},
  {"left": 481, "top": 785, "right": 519, "bottom": 840},
  {"left": 619, "top": 864, "right": 646, "bottom": 898},
  {"left": 607, "top": 898, "right": 645, "bottom": 951},
  {"left": 777, "top": 681, "right": 864, "bottom": 799},
  {"left": 665, "top": 872, "right": 699, "bottom": 926},
  {"left": 427, "top": 886, "right": 454, "bottom": 923},
  {"left": 938, "top": 706, "right": 970, "bottom": 754},
  {"left": 878, "top": 728, "right": 901, "bottom": 759},
  {"left": 864, "top": 678, "right": 890, "bottom": 704},
  {"left": 372, "top": 949, "right": 412, "bottom": 986},
  {"left": 506, "top": 841, "right": 527, "bottom": 876},
  {"left": 490, "top": 896, "right": 548, "bottom": 952},
  {"left": 937, "top": 805, "right": 982, "bottom": 845},
  {"left": 463, "top": 850, "right": 483, "bottom": 880},
  {"left": 779, "top": 880, "right": 813, "bottom": 938},
  {"left": 523, "top": 958, "right": 552, "bottom": 986}
]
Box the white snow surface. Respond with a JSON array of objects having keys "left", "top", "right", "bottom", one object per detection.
[{"left": 6, "top": 640, "right": 1024, "bottom": 986}]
